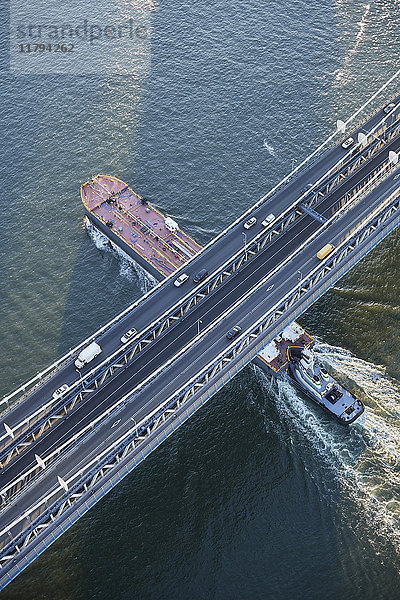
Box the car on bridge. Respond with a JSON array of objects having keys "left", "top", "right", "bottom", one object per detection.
[
  {"left": 341, "top": 137, "right": 354, "bottom": 149},
  {"left": 383, "top": 102, "right": 396, "bottom": 114},
  {"left": 75, "top": 342, "right": 102, "bottom": 369},
  {"left": 120, "top": 328, "right": 137, "bottom": 344},
  {"left": 193, "top": 268, "right": 209, "bottom": 283},
  {"left": 174, "top": 273, "right": 189, "bottom": 287},
  {"left": 52, "top": 384, "right": 69, "bottom": 400},
  {"left": 226, "top": 325, "right": 242, "bottom": 340},
  {"left": 261, "top": 213, "right": 276, "bottom": 227},
  {"left": 243, "top": 216, "right": 257, "bottom": 229},
  {"left": 317, "top": 243, "right": 335, "bottom": 260}
]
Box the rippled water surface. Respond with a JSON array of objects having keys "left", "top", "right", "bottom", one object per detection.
[{"left": 1, "top": 0, "right": 400, "bottom": 598}]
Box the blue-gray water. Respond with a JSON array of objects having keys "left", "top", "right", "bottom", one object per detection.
[{"left": 1, "top": 1, "right": 400, "bottom": 598}]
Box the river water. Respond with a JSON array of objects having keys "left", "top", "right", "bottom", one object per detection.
[{"left": 1, "top": 0, "right": 400, "bottom": 598}]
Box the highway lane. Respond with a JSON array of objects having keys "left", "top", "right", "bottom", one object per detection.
[
  {"left": 1, "top": 101, "right": 399, "bottom": 439},
  {"left": 0, "top": 124, "right": 397, "bottom": 470},
  {"left": 2, "top": 164, "right": 399, "bottom": 544},
  {"left": 0, "top": 149, "right": 388, "bottom": 468},
  {"left": 0, "top": 209, "right": 322, "bottom": 486},
  {"left": 1, "top": 143, "right": 399, "bottom": 499}
]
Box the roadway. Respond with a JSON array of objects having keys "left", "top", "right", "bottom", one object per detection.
[
  {"left": 2, "top": 131, "right": 400, "bottom": 483},
  {"left": 1, "top": 98, "right": 400, "bottom": 444},
  {"left": 1, "top": 143, "right": 399, "bottom": 541}
]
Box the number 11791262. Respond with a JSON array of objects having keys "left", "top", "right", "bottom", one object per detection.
[{"left": 18, "top": 43, "right": 75, "bottom": 53}]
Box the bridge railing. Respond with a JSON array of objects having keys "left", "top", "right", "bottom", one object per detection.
[
  {"left": 2, "top": 74, "right": 400, "bottom": 417},
  {"left": 1, "top": 129, "right": 399, "bottom": 458},
  {"left": 2, "top": 150, "right": 399, "bottom": 498},
  {"left": 2, "top": 176, "right": 400, "bottom": 566}
]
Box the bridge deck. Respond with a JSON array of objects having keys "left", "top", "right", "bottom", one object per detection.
[{"left": 0, "top": 91, "right": 400, "bottom": 592}]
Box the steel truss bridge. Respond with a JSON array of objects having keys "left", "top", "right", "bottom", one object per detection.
[{"left": 1, "top": 84, "right": 400, "bottom": 591}]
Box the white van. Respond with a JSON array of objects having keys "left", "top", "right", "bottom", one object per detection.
[
  {"left": 261, "top": 213, "right": 275, "bottom": 227},
  {"left": 74, "top": 342, "right": 102, "bottom": 369}
]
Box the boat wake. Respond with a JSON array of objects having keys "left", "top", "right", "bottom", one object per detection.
[
  {"left": 85, "top": 219, "right": 158, "bottom": 293},
  {"left": 334, "top": 2, "right": 371, "bottom": 85},
  {"left": 255, "top": 343, "right": 400, "bottom": 562}
]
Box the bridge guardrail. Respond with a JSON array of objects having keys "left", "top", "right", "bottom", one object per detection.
[
  {"left": 3, "top": 73, "right": 400, "bottom": 415},
  {"left": 1, "top": 131, "right": 399, "bottom": 458},
  {"left": 2, "top": 176, "right": 400, "bottom": 564}
]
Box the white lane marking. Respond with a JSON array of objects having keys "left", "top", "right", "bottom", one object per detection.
[{"left": 4, "top": 155, "right": 397, "bottom": 483}]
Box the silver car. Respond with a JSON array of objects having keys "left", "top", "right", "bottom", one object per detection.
[
  {"left": 120, "top": 328, "right": 137, "bottom": 344},
  {"left": 261, "top": 213, "right": 275, "bottom": 227},
  {"left": 174, "top": 273, "right": 189, "bottom": 287},
  {"left": 341, "top": 137, "right": 354, "bottom": 149},
  {"left": 52, "top": 384, "right": 69, "bottom": 400},
  {"left": 244, "top": 216, "right": 257, "bottom": 229},
  {"left": 383, "top": 102, "right": 395, "bottom": 114}
]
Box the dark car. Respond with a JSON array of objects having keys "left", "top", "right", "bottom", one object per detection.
[
  {"left": 193, "top": 268, "right": 209, "bottom": 284},
  {"left": 383, "top": 102, "right": 395, "bottom": 115},
  {"left": 226, "top": 325, "right": 242, "bottom": 340},
  {"left": 301, "top": 183, "right": 313, "bottom": 194}
]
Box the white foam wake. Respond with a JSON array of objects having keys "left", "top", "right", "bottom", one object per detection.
[
  {"left": 334, "top": 2, "right": 371, "bottom": 85},
  {"left": 255, "top": 343, "right": 400, "bottom": 561},
  {"left": 85, "top": 219, "right": 158, "bottom": 293}
]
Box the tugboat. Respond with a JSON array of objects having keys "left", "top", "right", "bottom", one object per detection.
[{"left": 287, "top": 346, "right": 364, "bottom": 425}]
